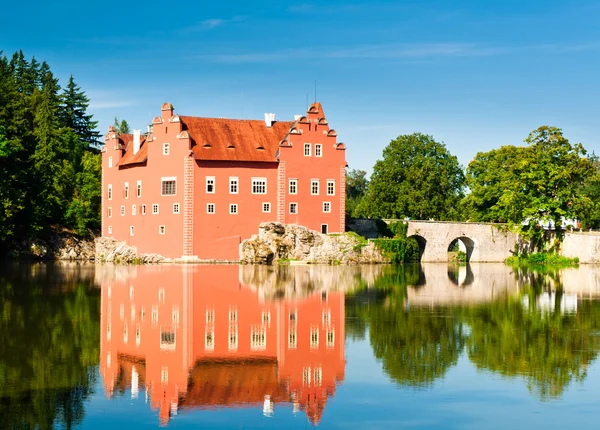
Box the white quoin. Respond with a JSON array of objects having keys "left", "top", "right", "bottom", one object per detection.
[
  {"left": 264, "top": 113, "right": 276, "bottom": 128},
  {"left": 133, "top": 129, "right": 141, "bottom": 154}
]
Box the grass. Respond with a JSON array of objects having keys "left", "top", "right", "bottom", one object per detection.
[{"left": 506, "top": 252, "right": 579, "bottom": 267}]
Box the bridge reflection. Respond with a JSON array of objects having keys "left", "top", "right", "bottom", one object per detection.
[{"left": 99, "top": 265, "right": 345, "bottom": 426}]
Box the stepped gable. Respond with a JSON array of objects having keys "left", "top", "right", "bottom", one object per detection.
[
  {"left": 117, "top": 133, "right": 148, "bottom": 166},
  {"left": 180, "top": 116, "right": 294, "bottom": 162}
]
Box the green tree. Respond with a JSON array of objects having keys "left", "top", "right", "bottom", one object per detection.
[
  {"left": 465, "top": 127, "right": 594, "bottom": 230},
  {"left": 357, "top": 133, "right": 465, "bottom": 220},
  {"left": 346, "top": 169, "right": 369, "bottom": 217},
  {"left": 113, "top": 116, "right": 130, "bottom": 134},
  {"left": 66, "top": 152, "right": 102, "bottom": 235},
  {"left": 60, "top": 75, "right": 101, "bottom": 156}
]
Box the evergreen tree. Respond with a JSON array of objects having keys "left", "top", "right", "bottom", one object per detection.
[
  {"left": 60, "top": 75, "right": 101, "bottom": 154},
  {"left": 113, "top": 116, "right": 131, "bottom": 134}
]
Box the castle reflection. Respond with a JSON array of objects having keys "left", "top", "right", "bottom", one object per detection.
[{"left": 99, "top": 265, "right": 345, "bottom": 426}]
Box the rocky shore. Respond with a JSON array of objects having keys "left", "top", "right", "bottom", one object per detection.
[
  {"left": 240, "top": 222, "right": 388, "bottom": 264},
  {"left": 7, "top": 222, "right": 389, "bottom": 265}
]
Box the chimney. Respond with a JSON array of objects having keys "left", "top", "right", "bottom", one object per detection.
[
  {"left": 264, "top": 113, "right": 276, "bottom": 128},
  {"left": 133, "top": 129, "right": 141, "bottom": 155}
]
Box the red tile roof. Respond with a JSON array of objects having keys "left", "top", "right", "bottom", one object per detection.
[
  {"left": 117, "top": 134, "right": 148, "bottom": 166},
  {"left": 180, "top": 116, "right": 294, "bottom": 163}
]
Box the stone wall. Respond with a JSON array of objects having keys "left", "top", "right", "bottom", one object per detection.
[{"left": 562, "top": 232, "right": 600, "bottom": 263}]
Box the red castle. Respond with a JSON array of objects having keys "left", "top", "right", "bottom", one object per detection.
[{"left": 101, "top": 102, "right": 347, "bottom": 260}]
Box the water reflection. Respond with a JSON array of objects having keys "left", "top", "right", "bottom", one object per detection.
[
  {"left": 99, "top": 265, "right": 347, "bottom": 425},
  {"left": 6, "top": 262, "right": 600, "bottom": 428},
  {"left": 0, "top": 262, "right": 99, "bottom": 429}
]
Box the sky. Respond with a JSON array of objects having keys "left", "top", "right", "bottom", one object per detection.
[{"left": 2, "top": 0, "right": 600, "bottom": 174}]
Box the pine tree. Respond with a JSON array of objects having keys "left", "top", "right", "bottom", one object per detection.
[
  {"left": 113, "top": 117, "right": 131, "bottom": 134},
  {"left": 60, "top": 75, "right": 101, "bottom": 153}
]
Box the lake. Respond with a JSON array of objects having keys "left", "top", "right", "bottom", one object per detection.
[{"left": 2, "top": 262, "right": 600, "bottom": 429}]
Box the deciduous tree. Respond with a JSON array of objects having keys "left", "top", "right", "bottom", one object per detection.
[{"left": 357, "top": 133, "right": 465, "bottom": 220}]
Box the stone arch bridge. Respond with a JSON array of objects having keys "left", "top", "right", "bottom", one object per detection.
[{"left": 405, "top": 221, "right": 517, "bottom": 262}]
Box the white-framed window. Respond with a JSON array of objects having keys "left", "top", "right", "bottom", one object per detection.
[
  {"left": 303, "top": 367, "right": 311, "bottom": 386},
  {"left": 207, "top": 203, "right": 215, "bottom": 214},
  {"left": 314, "top": 367, "right": 323, "bottom": 386},
  {"left": 206, "top": 176, "right": 215, "bottom": 193},
  {"left": 206, "top": 308, "right": 215, "bottom": 324},
  {"left": 229, "top": 308, "right": 237, "bottom": 323},
  {"left": 205, "top": 330, "right": 214, "bottom": 351},
  {"left": 108, "top": 225, "right": 112, "bottom": 234},
  {"left": 304, "top": 143, "right": 311, "bottom": 156},
  {"left": 161, "top": 177, "right": 176, "bottom": 196},
  {"left": 289, "top": 179, "right": 297, "bottom": 195},
  {"left": 229, "top": 177, "right": 238, "bottom": 194},
  {"left": 123, "top": 324, "right": 128, "bottom": 343},
  {"left": 161, "top": 367, "right": 168, "bottom": 383},
  {"left": 327, "top": 329, "right": 335, "bottom": 348},
  {"left": 327, "top": 180, "right": 335, "bottom": 196},
  {"left": 132, "top": 205, "right": 137, "bottom": 216},
  {"left": 137, "top": 180, "right": 142, "bottom": 198},
  {"left": 120, "top": 205, "right": 125, "bottom": 216},
  {"left": 311, "top": 180, "right": 320, "bottom": 195},
  {"left": 108, "top": 156, "right": 113, "bottom": 168},
  {"left": 323, "top": 202, "right": 331, "bottom": 213},
  {"left": 130, "top": 226, "right": 134, "bottom": 236},
  {"left": 124, "top": 182, "right": 129, "bottom": 199},
  {"left": 142, "top": 204, "right": 146, "bottom": 215},
  {"left": 107, "top": 184, "right": 112, "bottom": 200},
  {"left": 152, "top": 204, "right": 159, "bottom": 214},
  {"left": 173, "top": 203, "right": 180, "bottom": 214},
  {"left": 229, "top": 204, "right": 238, "bottom": 214},
  {"left": 289, "top": 203, "right": 298, "bottom": 214},
  {"left": 136, "top": 324, "right": 141, "bottom": 346},
  {"left": 159, "top": 225, "right": 166, "bottom": 235},
  {"left": 310, "top": 326, "right": 319, "bottom": 349},
  {"left": 252, "top": 177, "right": 267, "bottom": 194},
  {"left": 160, "top": 331, "right": 176, "bottom": 350},
  {"left": 107, "top": 207, "right": 112, "bottom": 218},
  {"left": 262, "top": 202, "right": 271, "bottom": 213},
  {"left": 162, "top": 142, "right": 170, "bottom": 155},
  {"left": 251, "top": 325, "right": 267, "bottom": 351},
  {"left": 262, "top": 311, "right": 271, "bottom": 327},
  {"left": 228, "top": 327, "right": 238, "bottom": 351},
  {"left": 152, "top": 305, "right": 158, "bottom": 324},
  {"left": 315, "top": 144, "right": 322, "bottom": 157},
  {"left": 288, "top": 330, "right": 297, "bottom": 349}
]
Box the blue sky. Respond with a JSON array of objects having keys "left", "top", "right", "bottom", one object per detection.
[{"left": 2, "top": 0, "right": 600, "bottom": 173}]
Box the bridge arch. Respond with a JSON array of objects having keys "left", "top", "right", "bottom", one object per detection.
[
  {"left": 448, "top": 236, "right": 475, "bottom": 262},
  {"left": 407, "top": 234, "right": 427, "bottom": 261}
]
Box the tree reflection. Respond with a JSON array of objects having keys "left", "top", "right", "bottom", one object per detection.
[
  {"left": 347, "top": 265, "right": 465, "bottom": 388},
  {"left": 347, "top": 264, "right": 600, "bottom": 397},
  {"left": 0, "top": 263, "right": 100, "bottom": 429},
  {"left": 464, "top": 291, "right": 600, "bottom": 400}
]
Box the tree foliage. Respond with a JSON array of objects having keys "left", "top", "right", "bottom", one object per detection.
[
  {"left": 0, "top": 50, "right": 101, "bottom": 251},
  {"left": 465, "top": 126, "right": 594, "bottom": 229},
  {"left": 345, "top": 169, "right": 369, "bottom": 217},
  {"left": 356, "top": 133, "right": 465, "bottom": 220}
]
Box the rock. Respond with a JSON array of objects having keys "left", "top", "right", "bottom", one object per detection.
[
  {"left": 240, "top": 222, "right": 389, "bottom": 265},
  {"left": 95, "top": 237, "right": 167, "bottom": 264}
]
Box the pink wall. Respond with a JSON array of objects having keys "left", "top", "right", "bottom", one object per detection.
[{"left": 192, "top": 161, "right": 279, "bottom": 260}]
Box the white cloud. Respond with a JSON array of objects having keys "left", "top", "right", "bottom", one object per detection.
[{"left": 183, "top": 16, "right": 246, "bottom": 32}]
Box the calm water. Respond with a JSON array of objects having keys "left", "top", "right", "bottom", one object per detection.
[{"left": 2, "top": 262, "right": 600, "bottom": 429}]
